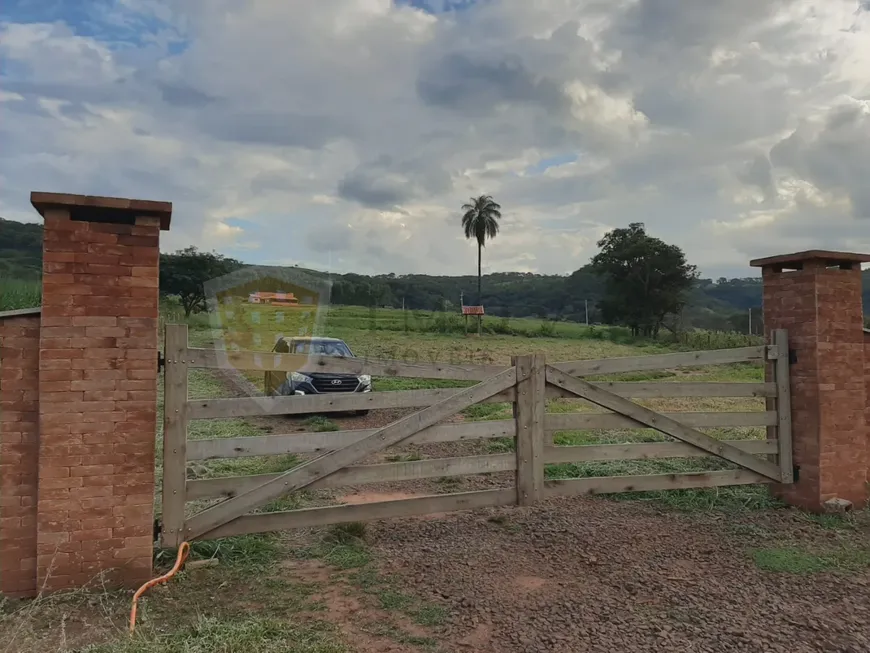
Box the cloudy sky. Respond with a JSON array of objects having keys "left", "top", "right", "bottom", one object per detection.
[{"left": 1, "top": 0, "right": 869, "bottom": 279}]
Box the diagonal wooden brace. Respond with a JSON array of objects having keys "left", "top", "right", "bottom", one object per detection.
[
  {"left": 545, "top": 366, "right": 782, "bottom": 482},
  {"left": 185, "top": 367, "right": 519, "bottom": 540}
]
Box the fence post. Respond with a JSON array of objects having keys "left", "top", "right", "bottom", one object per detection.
[
  {"left": 161, "top": 324, "right": 190, "bottom": 548},
  {"left": 514, "top": 354, "right": 545, "bottom": 506},
  {"left": 772, "top": 329, "right": 794, "bottom": 483}
]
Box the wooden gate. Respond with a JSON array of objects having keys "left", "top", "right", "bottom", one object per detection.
[{"left": 159, "top": 325, "right": 793, "bottom": 547}]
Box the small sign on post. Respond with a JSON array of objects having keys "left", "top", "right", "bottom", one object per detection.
[{"left": 461, "top": 305, "right": 485, "bottom": 336}]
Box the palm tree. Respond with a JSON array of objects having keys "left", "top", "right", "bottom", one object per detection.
[{"left": 461, "top": 195, "right": 502, "bottom": 306}]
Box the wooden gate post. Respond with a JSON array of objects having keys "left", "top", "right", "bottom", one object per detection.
[
  {"left": 514, "top": 354, "right": 545, "bottom": 506},
  {"left": 161, "top": 324, "right": 189, "bottom": 548}
]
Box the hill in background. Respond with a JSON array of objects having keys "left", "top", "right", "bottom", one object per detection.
[
  {"left": 3, "top": 216, "right": 863, "bottom": 329},
  {"left": 0, "top": 217, "right": 42, "bottom": 280}
]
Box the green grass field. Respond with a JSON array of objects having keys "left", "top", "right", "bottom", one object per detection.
[
  {"left": 161, "top": 296, "right": 762, "bottom": 352},
  {"left": 1, "top": 282, "right": 760, "bottom": 351},
  {"left": 7, "top": 304, "right": 870, "bottom": 653},
  {"left": 163, "top": 299, "right": 775, "bottom": 513},
  {"left": 1, "top": 294, "right": 794, "bottom": 653},
  {"left": 0, "top": 279, "right": 40, "bottom": 311}
]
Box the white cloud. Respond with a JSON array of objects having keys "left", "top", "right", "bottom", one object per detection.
[{"left": 0, "top": 0, "right": 868, "bottom": 278}]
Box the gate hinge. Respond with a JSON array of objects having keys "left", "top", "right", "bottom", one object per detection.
[
  {"left": 788, "top": 348, "right": 797, "bottom": 365},
  {"left": 153, "top": 517, "right": 162, "bottom": 544},
  {"left": 793, "top": 465, "right": 800, "bottom": 482},
  {"left": 158, "top": 350, "right": 165, "bottom": 372}
]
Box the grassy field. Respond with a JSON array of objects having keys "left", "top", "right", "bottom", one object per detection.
[
  {"left": 0, "top": 514, "right": 469, "bottom": 653},
  {"left": 1, "top": 281, "right": 760, "bottom": 351},
  {"left": 161, "top": 296, "right": 763, "bottom": 351},
  {"left": 0, "top": 279, "right": 40, "bottom": 311},
  {"left": 168, "top": 300, "right": 775, "bottom": 511},
  {"left": 2, "top": 298, "right": 822, "bottom": 653}
]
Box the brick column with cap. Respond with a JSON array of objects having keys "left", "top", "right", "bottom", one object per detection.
[
  {"left": 31, "top": 192, "right": 171, "bottom": 592},
  {"left": 751, "top": 250, "right": 870, "bottom": 511}
]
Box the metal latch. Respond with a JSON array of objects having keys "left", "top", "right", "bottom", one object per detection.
[{"left": 158, "top": 350, "right": 165, "bottom": 372}]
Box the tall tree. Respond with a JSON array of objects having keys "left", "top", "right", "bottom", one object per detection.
[
  {"left": 590, "top": 223, "right": 698, "bottom": 337},
  {"left": 160, "top": 246, "right": 243, "bottom": 317},
  {"left": 461, "top": 195, "right": 502, "bottom": 304}
]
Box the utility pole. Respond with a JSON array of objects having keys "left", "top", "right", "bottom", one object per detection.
[
  {"left": 748, "top": 307, "right": 752, "bottom": 335},
  {"left": 585, "top": 299, "right": 589, "bottom": 325}
]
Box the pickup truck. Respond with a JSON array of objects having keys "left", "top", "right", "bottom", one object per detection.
[{"left": 265, "top": 336, "right": 371, "bottom": 415}]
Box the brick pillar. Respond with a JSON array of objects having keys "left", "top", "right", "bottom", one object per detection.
[
  {"left": 751, "top": 250, "right": 870, "bottom": 511},
  {"left": 0, "top": 311, "right": 40, "bottom": 597},
  {"left": 865, "top": 332, "right": 870, "bottom": 484},
  {"left": 31, "top": 192, "right": 171, "bottom": 592}
]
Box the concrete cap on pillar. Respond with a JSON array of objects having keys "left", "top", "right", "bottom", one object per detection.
[
  {"left": 749, "top": 250, "right": 870, "bottom": 272},
  {"left": 30, "top": 191, "right": 172, "bottom": 231}
]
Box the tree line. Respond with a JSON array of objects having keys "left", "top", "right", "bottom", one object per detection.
[
  {"left": 156, "top": 219, "right": 766, "bottom": 337},
  {"left": 6, "top": 210, "right": 861, "bottom": 336}
]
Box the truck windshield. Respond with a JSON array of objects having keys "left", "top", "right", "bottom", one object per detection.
[{"left": 291, "top": 341, "right": 353, "bottom": 357}]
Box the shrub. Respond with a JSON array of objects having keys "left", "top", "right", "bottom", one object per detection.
[{"left": 538, "top": 320, "right": 557, "bottom": 338}]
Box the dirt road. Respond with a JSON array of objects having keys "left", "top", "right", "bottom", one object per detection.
[{"left": 352, "top": 497, "right": 870, "bottom": 653}]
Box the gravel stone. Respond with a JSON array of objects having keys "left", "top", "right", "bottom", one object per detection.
[
  {"left": 211, "top": 394, "right": 870, "bottom": 653},
  {"left": 363, "top": 497, "right": 870, "bottom": 653}
]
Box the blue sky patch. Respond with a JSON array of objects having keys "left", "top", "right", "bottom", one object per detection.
[
  {"left": 396, "top": 0, "right": 478, "bottom": 14},
  {"left": 1, "top": 0, "right": 181, "bottom": 50},
  {"left": 525, "top": 153, "right": 579, "bottom": 175},
  {"left": 225, "top": 217, "right": 257, "bottom": 231}
]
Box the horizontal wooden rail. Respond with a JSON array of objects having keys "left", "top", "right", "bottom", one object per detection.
[
  {"left": 544, "top": 410, "right": 776, "bottom": 432},
  {"left": 546, "top": 366, "right": 782, "bottom": 482},
  {"left": 166, "top": 323, "right": 791, "bottom": 543},
  {"left": 571, "top": 382, "right": 775, "bottom": 398},
  {"left": 544, "top": 469, "right": 772, "bottom": 497},
  {"left": 544, "top": 439, "right": 777, "bottom": 464},
  {"left": 187, "top": 387, "right": 517, "bottom": 419},
  {"left": 188, "top": 453, "right": 515, "bottom": 500},
  {"left": 187, "top": 420, "right": 515, "bottom": 460},
  {"left": 551, "top": 346, "right": 770, "bottom": 377},
  {"left": 188, "top": 381, "right": 774, "bottom": 420},
  {"left": 189, "top": 439, "right": 778, "bottom": 501},
  {"left": 180, "top": 346, "right": 774, "bottom": 384},
  {"left": 184, "top": 347, "right": 509, "bottom": 381},
  {"left": 188, "top": 410, "right": 771, "bottom": 461},
  {"left": 185, "top": 368, "right": 518, "bottom": 541},
  {"left": 197, "top": 488, "right": 517, "bottom": 539}
]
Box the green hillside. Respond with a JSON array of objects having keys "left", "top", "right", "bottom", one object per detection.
[
  {"left": 4, "top": 216, "right": 862, "bottom": 329},
  {"left": 0, "top": 217, "right": 42, "bottom": 280}
]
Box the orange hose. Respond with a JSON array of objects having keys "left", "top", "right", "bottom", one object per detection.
[{"left": 129, "top": 542, "right": 190, "bottom": 634}]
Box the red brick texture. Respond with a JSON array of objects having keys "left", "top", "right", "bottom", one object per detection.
[
  {"left": 865, "top": 331, "right": 870, "bottom": 487},
  {"left": 761, "top": 260, "right": 869, "bottom": 510},
  {"left": 0, "top": 315, "right": 40, "bottom": 597},
  {"left": 36, "top": 209, "right": 160, "bottom": 593}
]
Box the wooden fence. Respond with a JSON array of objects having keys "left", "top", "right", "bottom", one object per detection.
[{"left": 159, "top": 325, "right": 792, "bottom": 546}]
